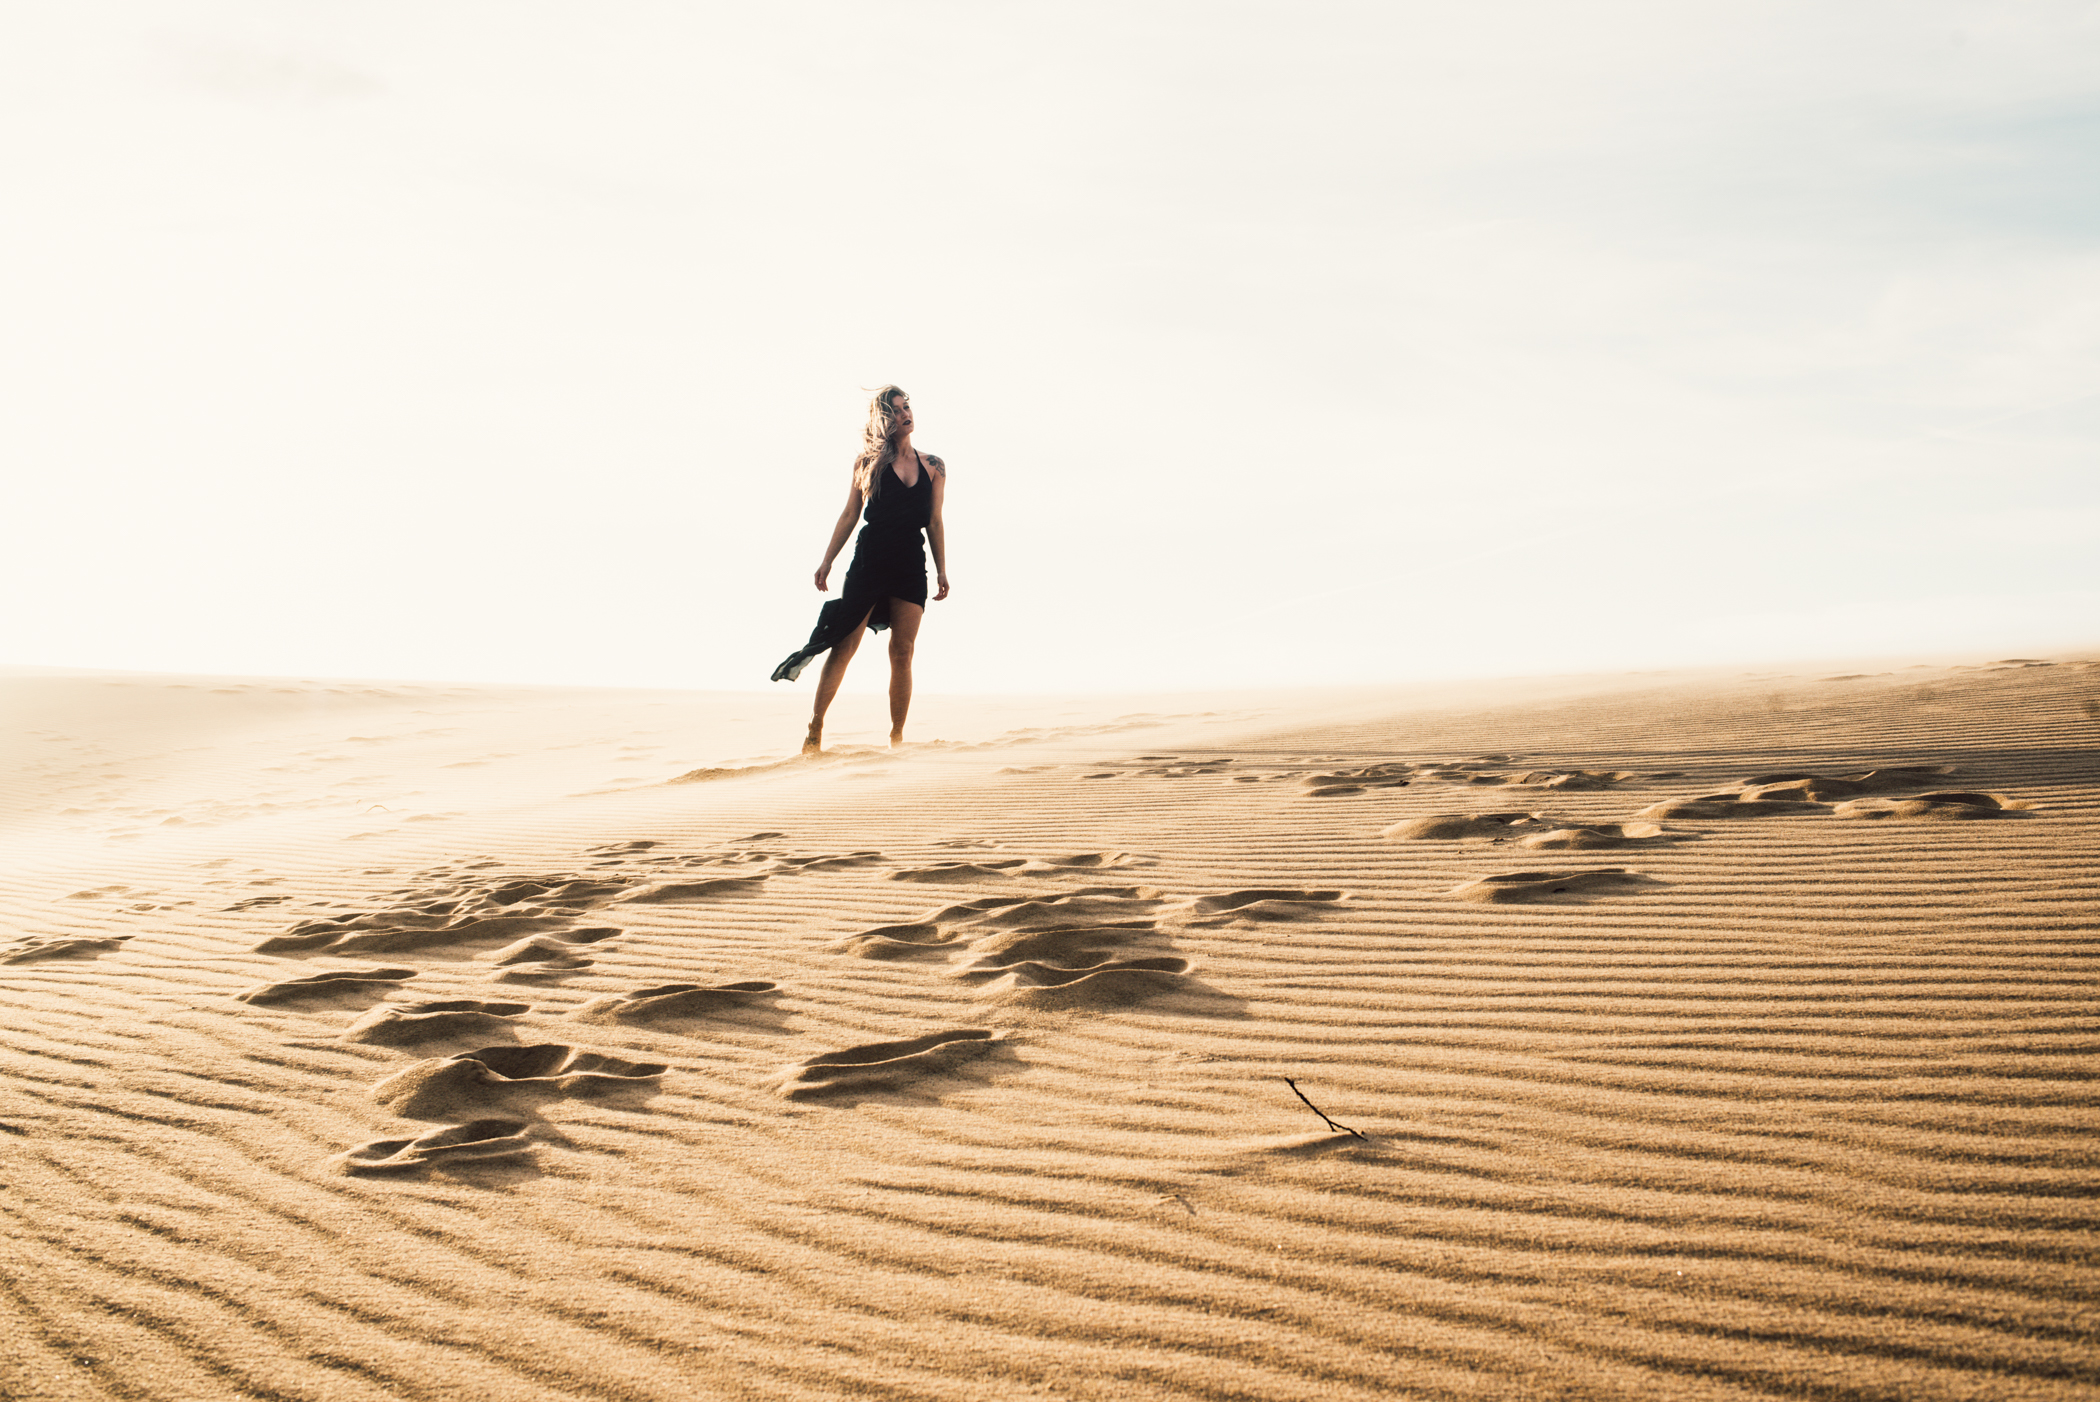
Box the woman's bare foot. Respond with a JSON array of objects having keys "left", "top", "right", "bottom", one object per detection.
[
  {"left": 802, "top": 723, "right": 823, "bottom": 755},
  {"left": 889, "top": 728, "right": 905, "bottom": 748}
]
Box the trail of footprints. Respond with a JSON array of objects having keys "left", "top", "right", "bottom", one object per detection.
[
  {"left": 1383, "top": 762, "right": 2037, "bottom": 903},
  {"left": 226, "top": 838, "right": 795, "bottom": 1173},
  {"left": 788, "top": 883, "right": 1345, "bottom": 1095},
  {"left": 218, "top": 835, "right": 1346, "bottom": 1171},
  {"left": 117, "top": 752, "right": 2037, "bottom": 1173},
  {"left": 1073, "top": 752, "right": 1648, "bottom": 796},
  {"left": 1046, "top": 751, "right": 2034, "bottom": 907}
]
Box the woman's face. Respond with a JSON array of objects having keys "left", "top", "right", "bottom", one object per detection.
[{"left": 893, "top": 397, "right": 913, "bottom": 433}]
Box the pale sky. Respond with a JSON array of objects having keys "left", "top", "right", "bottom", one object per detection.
[{"left": 4, "top": 1, "right": 2096, "bottom": 693}]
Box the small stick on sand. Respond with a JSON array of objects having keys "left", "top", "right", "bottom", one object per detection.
[{"left": 1283, "top": 1078, "right": 1368, "bottom": 1141}]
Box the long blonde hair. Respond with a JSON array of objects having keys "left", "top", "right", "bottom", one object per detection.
[{"left": 852, "top": 385, "right": 911, "bottom": 501}]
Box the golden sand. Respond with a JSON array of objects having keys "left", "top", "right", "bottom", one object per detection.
[{"left": 2, "top": 659, "right": 2094, "bottom": 1400}]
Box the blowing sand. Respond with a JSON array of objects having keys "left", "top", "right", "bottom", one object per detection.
[{"left": 3, "top": 658, "right": 2096, "bottom": 1400}]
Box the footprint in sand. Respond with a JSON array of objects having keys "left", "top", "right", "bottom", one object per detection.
[
  {"left": 949, "top": 926, "right": 1148, "bottom": 970},
  {"left": 1515, "top": 822, "right": 1688, "bottom": 851},
  {"left": 335, "top": 1118, "right": 536, "bottom": 1175},
  {"left": 959, "top": 955, "right": 1194, "bottom": 1010},
  {"left": 1408, "top": 762, "right": 1500, "bottom": 783},
  {"left": 1512, "top": 769, "right": 1639, "bottom": 791},
  {"left": 253, "top": 871, "right": 630, "bottom": 955},
  {"left": 1383, "top": 812, "right": 1551, "bottom": 841},
  {"left": 493, "top": 959, "right": 593, "bottom": 982},
  {"left": 773, "top": 1029, "right": 1002, "bottom": 1101},
  {"left": 1449, "top": 869, "right": 1658, "bottom": 904},
  {"left": 1635, "top": 766, "right": 1955, "bottom": 819},
  {"left": 866, "top": 881, "right": 1229, "bottom": 1011},
  {"left": 1410, "top": 763, "right": 1605, "bottom": 789},
  {"left": 485, "top": 927, "right": 622, "bottom": 966},
  {"left": 831, "top": 922, "right": 960, "bottom": 959},
  {"left": 833, "top": 889, "right": 1169, "bottom": 968},
  {"left": 1738, "top": 767, "right": 1952, "bottom": 801},
  {"left": 1300, "top": 764, "right": 1414, "bottom": 797},
  {"left": 1632, "top": 792, "right": 1825, "bottom": 819},
  {"left": 922, "top": 887, "right": 1164, "bottom": 930},
  {"left": 660, "top": 851, "right": 770, "bottom": 871},
  {"left": 256, "top": 909, "right": 580, "bottom": 956},
  {"left": 371, "top": 1044, "right": 667, "bottom": 1119},
  {"left": 888, "top": 859, "right": 1030, "bottom": 884},
  {"left": 1, "top": 934, "right": 132, "bottom": 965},
  {"left": 773, "top": 851, "right": 885, "bottom": 871},
  {"left": 1167, "top": 889, "right": 1346, "bottom": 927},
  {"left": 251, "top": 862, "right": 713, "bottom": 957},
  {"left": 1411, "top": 759, "right": 1630, "bottom": 790},
  {"left": 1834, "top": 791, "right": 2034, "bottom": 820},
  {"left": 567, "top": 981, "right": 778, "bottom": 1025},
  {"left": 612, "top": 876, "right": 768, "bottom": 904},
  {"left": 341, "top": 999, "right": 531, "bottom": 1046},
  {"left": 237, "top": 967, "right": 418, "bottom": 1004},
  {"left": 62, "top": 885, "right": 135, "bottom": 901},
  {"left": 947, "top": 918, "right": 1195, "bottom": 1010}
]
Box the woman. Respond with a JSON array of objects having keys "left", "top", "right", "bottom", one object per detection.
[{"left": 772, "top": 385, "right": 949, "bottom": 753}]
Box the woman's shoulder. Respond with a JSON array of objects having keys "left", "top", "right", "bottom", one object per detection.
[{"left": 923, "top": 452, "right": 946, "bottom": 477}]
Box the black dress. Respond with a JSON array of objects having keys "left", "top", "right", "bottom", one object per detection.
[{"left": 771, "top": 454, "right": 935, "bottom": 683}]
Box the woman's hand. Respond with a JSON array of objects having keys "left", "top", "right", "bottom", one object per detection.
[
  {"left": 814, "top": 476, "right": 863, "bottom": 594},
  {"left": 934, "top": 574, "right": 950, "bottom": 601}
]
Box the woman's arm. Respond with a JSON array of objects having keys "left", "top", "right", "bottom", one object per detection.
[
  {"left": 814, "top": 475, "right": 864, "bottom": 591},
  {"left": 926, "top": 457, "right": 949, "bottom": 601}
]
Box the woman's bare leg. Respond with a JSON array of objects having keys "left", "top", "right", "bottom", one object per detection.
[
  {"left": 806, "top": 610, "right": 873, "bottom": 753},
  {"left": 884, "top": 599, "right": 924, "bottom": 745}
]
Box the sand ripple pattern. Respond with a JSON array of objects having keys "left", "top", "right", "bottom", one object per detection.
[{"left": 1, "top": 662, "right": 2094, "bottom": 1400}]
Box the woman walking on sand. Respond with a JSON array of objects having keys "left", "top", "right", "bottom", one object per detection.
[{"left": 772, "top": 385, "right": 948, "bottom": 753}]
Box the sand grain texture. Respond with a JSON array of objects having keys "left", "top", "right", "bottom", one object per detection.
[{"left": 3, "top": 661, "right": 2097, "bottom": 1400}]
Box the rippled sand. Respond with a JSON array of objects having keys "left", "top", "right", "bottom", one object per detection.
[{"left": 3, "top": 658, "right": 2095, "bottom": 1400}]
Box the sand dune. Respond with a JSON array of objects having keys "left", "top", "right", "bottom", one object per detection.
[{"left": 2, "top": 659, "right": 2096, "bottom": 1399}]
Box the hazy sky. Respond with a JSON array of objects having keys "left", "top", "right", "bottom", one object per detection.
[{"left": 5, "top": 1, "right": 2096, "bottom": 692}]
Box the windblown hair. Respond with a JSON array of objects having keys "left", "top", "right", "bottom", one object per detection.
[{"left": 852, "top": 385, "right": 912, "bottom": 501}]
